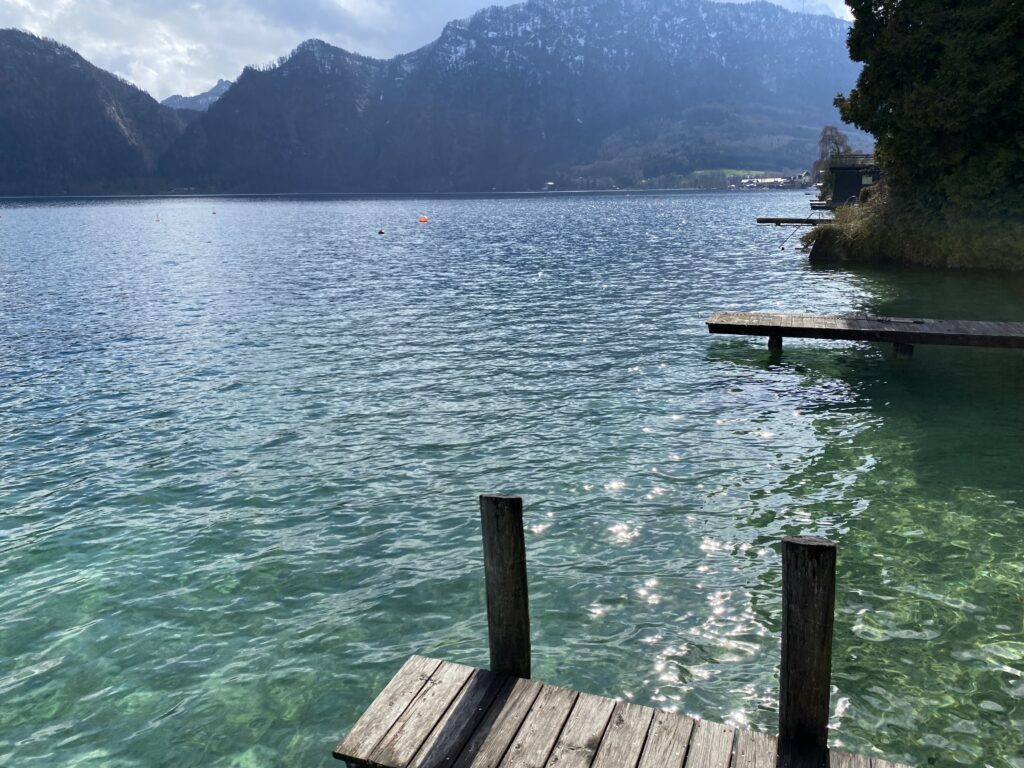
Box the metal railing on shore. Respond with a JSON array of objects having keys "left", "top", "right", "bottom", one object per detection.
[{"left": 830, "top": 152, "right": 876, "bottom": 168}]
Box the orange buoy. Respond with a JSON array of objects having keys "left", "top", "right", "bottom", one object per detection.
[{"left": 418, "top": 215, "right": 429, "bottom": 223}]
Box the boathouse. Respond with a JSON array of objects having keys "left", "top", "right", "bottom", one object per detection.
[{"left": 827, "top": 153, "right": 880, "bottom": 208}]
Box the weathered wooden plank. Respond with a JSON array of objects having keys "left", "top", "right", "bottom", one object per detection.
[
  {"left": 682, "top": 719, "right": 735, "bottom": 768},
  {"left": 545, "top": 693, "right": 616, "bottom": 768},
  {"left": 334, "top": 656, "right": 909, "bottom": 768},
  {"left": 637, "top": 710, "right": 695, "bottom": 768},
  {"left": 500, "top": 685, "right": 578, "bottom": 768},
  {"left": 793, "top": 315, "right": 815, "bottom": 330},
  {"left": 931, "top": 319, "right": 963, "bottom": 334},
  {"left": 371, "top": 661, "right": 477, "bottom": 767},
  {"left": 779, "top": 537, "right": 835, "bottom": 768},
  {"left": 992, "top": 322, "right": 1024, "bottom": 339},
  {"left": 590, "top": 701, "right": 655, "bottom": 768},
  {"left": 410, "top": 667, "right": 508, "bottom": 768},
  {"left": 335, "top": 656, "right": 444, "bottom": 763},
  {"left": 830, "top": 752, "right": 871, "bottom": 768},
  {"left": 706, "top": 311, "right": 1024, "bottom": 349},
  {"left": 481, "top": 494, "right": 531, "bottom": 679},
  {"left": 804, "top": 315, "right": 834, "bottom": 330},
  {"left": 730, "top": 729, "right": 777, "bottom": 768},
  {"left": 453, "top": 677, "right": 544, "bottom": 768}
]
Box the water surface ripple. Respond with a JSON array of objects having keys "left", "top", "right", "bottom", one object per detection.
[{"left": 1, "top": 193, "right": 1022, "bottom": 767}]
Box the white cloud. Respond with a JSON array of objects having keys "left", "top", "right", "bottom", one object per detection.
[
  {"left": 0, "top": 0, "right": 517, "bottom": 99},
  {"left": 0, "top": 0, "right": 851, "bottom": 100}
]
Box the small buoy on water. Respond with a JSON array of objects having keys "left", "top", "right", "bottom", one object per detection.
[{"left": 418, "top": 215, "right": 429, "bottom": 223}]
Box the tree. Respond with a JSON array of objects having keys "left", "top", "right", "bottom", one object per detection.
[
  {"left": 835, "top": 0, "right": 1024, "bottom": 218},
  {"left": 811, "top": 125, "right": 855, "bottom": 202},
  {"left": 813, "top": 126, "right": 852, "bottom": 174},
  {"left": 810, "top": 125, "right": 853, "bottom": 200}
]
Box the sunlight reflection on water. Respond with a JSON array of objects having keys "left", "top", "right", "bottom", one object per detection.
[{"left": 1, "top": 192, "right": 1022, "bottom": 766}]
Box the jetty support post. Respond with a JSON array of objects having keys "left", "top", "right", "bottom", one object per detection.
[
  {"left": 778, "top": 536, "right": 836, "bottom": 768},
  {"left": 479, "top": 494, "right": 531, "bottom": 679},
  {"left": 893, "top": 342, "right": 914, "bottom": 359},
  {"left": 769, "top": 335, "right": 783, "bottom": 353}
]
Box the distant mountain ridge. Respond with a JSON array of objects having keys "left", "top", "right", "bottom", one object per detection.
[
  {"left": 0, "top": 29, "right": 192, "bottom": 195},
  {"left": 1, "top": 0, "right": 866, "bottom": 194},
  {"left": 161, "top": 79, "right": 233, "bottom": 111},
  {"left": 162, "top": 0, "right": 862, "bottom": 192}
]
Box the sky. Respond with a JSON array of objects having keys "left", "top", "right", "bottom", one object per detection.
[{"left": 0, "top": 0, "right": 851, "bottom": 101}]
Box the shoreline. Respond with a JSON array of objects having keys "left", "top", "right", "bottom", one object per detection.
[{"left": 0, "top": 187, "right": 810, "bottom": 203}]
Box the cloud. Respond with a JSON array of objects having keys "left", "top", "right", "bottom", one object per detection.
[
  {"left": 0, "top": 0, "right": 851, "bottom": 100},
  {"left": 0, "top": 0, "right": 517, "bottom": 99}
]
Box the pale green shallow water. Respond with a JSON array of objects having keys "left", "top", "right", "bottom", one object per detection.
[{"left": 0, "top": 191, "right": 1021, "bottom": 767}]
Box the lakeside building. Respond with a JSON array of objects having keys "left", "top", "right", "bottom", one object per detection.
[
  {"left": 736, "top": 172, "right": 812, "bottom": 190},
  {"left": 828, "top": 153, "right": 881, "bottom": 206}
]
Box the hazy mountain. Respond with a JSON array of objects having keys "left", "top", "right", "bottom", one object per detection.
[
  {"left": 161, "top": 79, "right": 233, "bottom": 112},
  {"left": 0, "top": 29, "right": 192, "bottom": 196},
  {"left": 162, "top": 0, "right": 863, "bottom": 192},
  {"left": 0, "top": 0, "right": 866, "bottom": 194}
]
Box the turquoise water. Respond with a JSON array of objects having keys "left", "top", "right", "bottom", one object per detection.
[{"left": 1, "top": 192, "right": 1021, "bottom": 767}]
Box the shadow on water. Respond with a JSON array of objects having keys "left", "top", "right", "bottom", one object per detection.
[
  {"left": 704, "top": 266, "right": 1024, "bottom": 766},
  {"left": 810, "top": 261, "right": 1024, "bottom": 322}
]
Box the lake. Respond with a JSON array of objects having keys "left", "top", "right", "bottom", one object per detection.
[{"left": 1, "top": 191, "right": 1021, "bottom": 767}]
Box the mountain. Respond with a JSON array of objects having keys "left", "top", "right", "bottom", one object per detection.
[
  {"left": 161, "top": 79, "right": 233, "bottom": 111},
  {"left": 162, "top": 0, "right": 863, "bottom": 192},
  {"left": 0, "top": 0, "right": 865, "bottom": 195},
  {"left": 0, "top": 29, "right": 192, "bottom": 196}
]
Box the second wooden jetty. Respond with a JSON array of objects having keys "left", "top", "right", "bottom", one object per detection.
[
  {"left": 707, "top": 311, "right": 1024, "bottom": 357},
  {"left": 333, "top": 495, "right": 912, "bottom": 768},
  {"left": 756, "top": 217, "right": 828, "bottom": 226}
]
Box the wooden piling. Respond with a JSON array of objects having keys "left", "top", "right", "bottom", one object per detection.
[
  {"left": 778, "top": 536, "right": 836, "bottom": 768},
  {"left": 768, "top": 335, "right": 783, "bottom": 353},
  {"left": 479, "top": 494, "right": 531, "bottom": 679},
  {"left": 893, "top": 342, "right": 914, "bottom": 359}
]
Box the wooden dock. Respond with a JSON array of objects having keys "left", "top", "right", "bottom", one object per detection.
[
  {"left": 333, "top": 496, "right": 913, "bottom": 768},
  {"left": 707, "top": 311, "right": 1024, "bottom": 357},
  {"left": 334, "top": 655, "right": 906, "bottom": 768},
  {"left": 756, "top": 217, "right": 828, "bottom": 226}
]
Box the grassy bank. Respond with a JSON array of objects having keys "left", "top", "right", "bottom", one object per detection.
[{"left": 802, "top": 188, "right": 1024, "bottom": 271}]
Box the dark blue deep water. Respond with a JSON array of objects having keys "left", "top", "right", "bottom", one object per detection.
[{"left": 1, "top": 192, "right": 1022, "bottom": 767}]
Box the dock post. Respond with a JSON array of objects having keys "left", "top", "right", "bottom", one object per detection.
[
  {"left": 769, "top": 335, "right": 783, "bottom": 353},
  {"left": 479, "top": 494, "right": 531, "bottom": 679},
  {"left": 893, "top": 342, "right": 913, "bottom": 359},
  {"left": 778, "top": 536, "right": 836, "bottom": 768}
]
